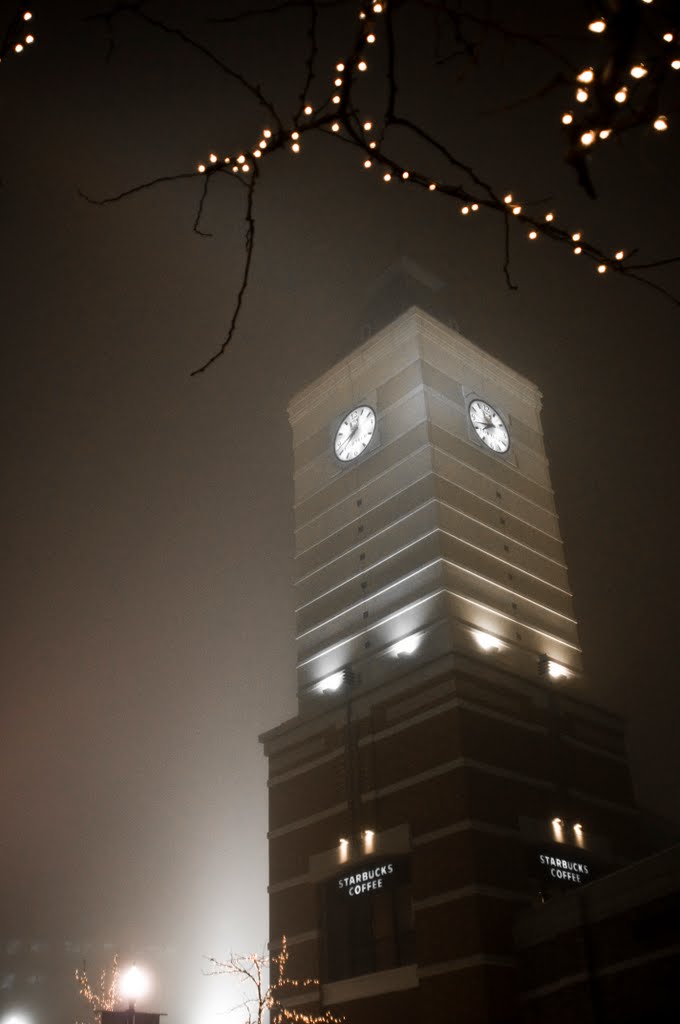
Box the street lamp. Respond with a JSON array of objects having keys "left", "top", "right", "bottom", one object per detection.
[{"left": 120, "top": 964, "right": 151, "bottom": 1009}]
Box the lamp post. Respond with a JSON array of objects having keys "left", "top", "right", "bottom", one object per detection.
[{"left": 100, "top": 963, "right": 163, "bottom": 1024}]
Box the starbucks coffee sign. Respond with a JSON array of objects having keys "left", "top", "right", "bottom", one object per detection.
[
  {"left": 537, "top": 850, "right": 591, "bottom": 886},
  {"left": 336, "top": 861, "right": 396, "bottom": 896}
]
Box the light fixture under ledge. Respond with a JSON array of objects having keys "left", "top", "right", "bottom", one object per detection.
[
  {"left": 363, "top": 829, "right": 375, "bottom": 853},
  {"left": 389, "top": 632, "right": 422, "bottom": 658},
  {"left": 547, "top": 660, "right": 570, "bottom": 680},
  {"left": 316, "top": 670, "right": 345, "bottom": 694},
  {"left": 472, "top": 629, "right": 503, "bottom": 653}
]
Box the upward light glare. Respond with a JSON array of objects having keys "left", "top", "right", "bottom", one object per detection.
[
  {"left": 473, "top": 630, "right": 502, "bottom": 653},
  {"left": 390, "top": 632, "right": 422, "bottom": 657},
  {"left": 317, "top": 671, "right": 344, "bottom": 694},
  {"left": 547, "top": 660, "right": 569, "bottom": 680}
]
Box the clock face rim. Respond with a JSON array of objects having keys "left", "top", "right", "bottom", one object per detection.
[
  {"left": 468, "top": 399, "right": 511, "bottom": 454},
  {"left": 333, "top": 404, "right": 377, "bottom": 463}
]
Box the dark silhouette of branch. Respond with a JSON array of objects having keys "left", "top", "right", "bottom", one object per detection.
[
  {"left": 78, "top": 0, "right": 679, "bottom": 371},
  {"left": 190, "top": 168, "right": 259, "bottom": 376}
]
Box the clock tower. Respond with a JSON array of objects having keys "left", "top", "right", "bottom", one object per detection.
[{"left": 261, "top": 305, "right": 638, "bottom": 1024}]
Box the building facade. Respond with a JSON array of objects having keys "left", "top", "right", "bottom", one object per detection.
[{"left": 260, "top": 307, "right": 646, "bottom": 1023}]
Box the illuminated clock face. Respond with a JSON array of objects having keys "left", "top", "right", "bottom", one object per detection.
[
  {"left": 469, "top": 399, "right": 510, "bottom": 454},
  {"left": 334, "top": 405, "right": 376, "bottom": 462}
]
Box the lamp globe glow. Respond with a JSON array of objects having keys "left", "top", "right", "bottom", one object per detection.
[{"left": 120, "top": 964, "right": 151, "bottom": 1004}]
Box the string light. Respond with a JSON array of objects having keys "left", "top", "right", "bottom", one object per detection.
[
  {"left": 573, "top": 246, "right": 582, "bottom": 254},
  {"left": 242, "top": 163, "right": 250, "bottom": 172},
  {"left": 588, "top": 18, "right": 606, "bottom": 33},
  {"left": 545, "top": 212, "right": 554, "bottom": 222},
  {"left": 357, "top": 60, "right": 368, "bottom": 71},
  {"left": 529, "top": 230, "right": 538, "bottom": 239},
  {"left": 401, "top": 170, "right": 409, "bottom": 179},
  {"left": 291, "top": 143, "right": 300, "bottom": 153},
  {"left": 599, "top": 128, "right": 612, "bottom": 139},
  {"left": 209, "top": 153, "right": 217, "bottom": 163},
  {"left": 615, "top": 86, "right": 628, "bottom": 102},
  {"left": 461, "top": 206, "right": 470, "bottom": 214},
  {"left": 363, "top": 159, "right": 372, "bottom": 168},
  {"left": 471, "top": 203, "right": 479, "bottom": 210},
  {"left": 577, "top": 68, "right": 594, "bottom": 83},
  {"left": 263, "top": 129, "right": 272, "bottom": 138},
  {"left": 572, "top": 231, "right": 581, "bottom": 241},
  {"left": 336, "top": 62, "right": 345, "bottom": 71},
  {"left": 197, "top": 163, "right": 206, "bottom": 172},
  {"left": 653, "top": 115, "right": 668, "bottom": 130},
  {"left": 562, "top": 112, "right": 573, "bottom": 124},
  {"left": 383, "top": 172, "right": 392, "bottom": 181},
  {"left": 576, "top": 88, "right": 589, "bottom": 103},
  {"left": 367, "top": 33, "right": 376, "bottom": 43},
  {"left": 672, "top": 60, "right": 680, "bottom": 70},
  {"left": 363, "top": 120, "right": 373, "bottom": 130},
  {"left": 331, "top": 122, "right": 340, "bottom": 131},
  {"left": 597, "top": 264, "right": 607, "bottom": 273},
  {"left": 334, "top": 77, "right": 342, "bottom": 86},
  {"left": 237, "top": 154, "right": 246, "bottom": 163},
  {"left": 369, "top": 140, "right": 377, "bottom": 148},
  {"left": 428, "top": 183, "right": 437, "bottom": 191},
  {"left": 23, "top": 10, "right": 32, "bottom": 18},
  {"left": 254, "top": 149, "right": 262, "bottom": 158},
  {"left": 630, "top": 64, "right": 647, "bottom": 78},
  {"left": 512, "top": 205, "right": 522, "bottom": 215},
  {"left": 615, "top": 250, "right": 625, "bottom": 260},
  {"left": 303, "top": 104, "right": 313, "bottom": 115},
  {"left": 25, "top": 34, "right": 33, "bottom": 43},
  {"left": 332, "top": 94, "right": 341, "bottom": 103},
  {"left": 504, "top": 193, "right": 513, "bottom": 203},
  {"left": 581, "top": 130, "right": 595, "bottom": 146},
  {"left": 663, "top": 32, "right": 674, "bottom": 43}
]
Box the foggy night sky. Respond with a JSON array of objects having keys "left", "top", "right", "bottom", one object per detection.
[{"left": 1, "top": 3, "right": 679, "bottom": 1023}]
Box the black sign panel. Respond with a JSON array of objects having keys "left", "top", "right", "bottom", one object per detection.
[{"left": 535, "top": 847, "right": 593, "bottom": 887}]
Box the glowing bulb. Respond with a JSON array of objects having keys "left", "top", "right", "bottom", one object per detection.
[
  {"left": 663, "top": 33, "right": 673, "bottom": 42},
  {"left": 471, "top": 203, "right": 479, "bottom": 210},
  {"left": 401, "top": 170, "right": 409, "bottom": 179},
  {"left": 120, "top": 964, "right": 151, "bottom": 1003},
  {"left": 615, "top": 250, "right": 624, "bottom": 260},
  {"left": 461, "top": 206, "right": 470, "bottom": 214},
  {"left": 291, "top": 131, "right": 300, "bottom": 140},
  {"left": 259, "top": 140, "right": 267, "bottom": 149},
  {"left": 588, "top": 18, "right": 606, "bottom": 32},
  {"left": 23, "top": 10, "right": 32, "bottom": 18},
  {"left": 551, "top": 817, "right": 564, "bottom": 838},
  {"left": 390, "top": 633, "right": 422, "bottom": 657},
  {"left": 373, "top": 2, "right": 383, "bottom": 11},
  {"left": 291, "top": 143, "right": 300, "bottom": 153},
  {"left": 545, "top": 212, "right": 554, "bottom": 222},
  {"left": 654, "top": 115, "right": 668, "bottom": 130},
  {"left": 318, "top": 671, "right": 344, "bottom": 694},
  {"left": 223, "top": 156, "right": 231, "bottom": 163},
  {"left": 573, "top": 822, "right": 583, "bottom": 833},
  {"left": 197, "top": 163, "right": 206, "bottom": 173},
  {"left": 367, "top": 33, "right": 376, "bottom": 43},
  {"left": 504, "top": 193, "right": 513, "bottom": 203},
  {"left": 573, "top": 246, "right": 582, "bottom": 254},
  {"left": 512, "top": 205, "right": 522, "bottom": 215},
  {"left": 363, "top": 159, "right": 372, "bottom": 168},
  {"left": 363, "top": 120, "right": 373, "bottom": 130},
  {"left": 428, "top": 183, "right": 437, "bottom": 191},
  {"left": 332, "top": 94, "right": 341, "bottom": 104},
  {"left": 331, "top": 122, "right": 340, "bottom": 132},
  {"left": 615, "top": 87, "right": 628, "bottom": 103},
  {"left": 581, "top": 130, "right": 595, "bottom": 146},
  {"left": 242, "top": 163, "right": 250, "bottom": 172},
  {"left": 577, "top": 68, "right": 594, "bottom": 83},
  {"left": 15, "top": 42, "right": 23, "bottom": 51},
  {"left": 473, "top": 630, "right": 502, "bottom": 652},
  {"left": 529, "top": 230, "right": 537, "bottom": 239},
  {"left": 552, "top": 817, "right": 563, "bottom": 828},
  {"left": 237, "top": 154, "right": 245, "bottom": 163},
  {"left": 597, "top": 263, "right": 607, "bottom": 273},
  {"left": 304, "top": 104, "right": 313, "bottom": 115},
  {"left": 358, "top": 60, "right": 368, "bottom": 71},
  {"left": 263, "top": 129, "right": 272, "bottom": 138},
  {"left": 334, "top": 77, "right": 343, "bottom": 86},
  {"left": 383, "top": 172, "right": 392, "bottom": 182},
  {"left": 336, "top": 62, "right": 345, "bottom": 71},
  {"left": 369, "top": 140, "right": 377, "bottom": 148},
  {"left": 209, "top": 153, "right": 217, "bottom": 163},
  {"left": 572, "top": 231, "right": 581, "bottom": 241},
  {"left": 672, "top": 60, "right": 680, "bottom": 70},
  {"left": 630, "top": 64, "right": 647, "bottom": 78},
  {"left": 254, "top": 149, "right": 262, "bottom": 158},
  {"left": 25, "top": 34, "right": 33, "bottom": 43},
  {"left": 576, "top": 88, "right": 589, "bottom": 102},
  {"left": 562, "top": 112, "right": 573, "bottom": 124},
  {"left": 599, "top": 128, "right": 612, "bottom": 139}
]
